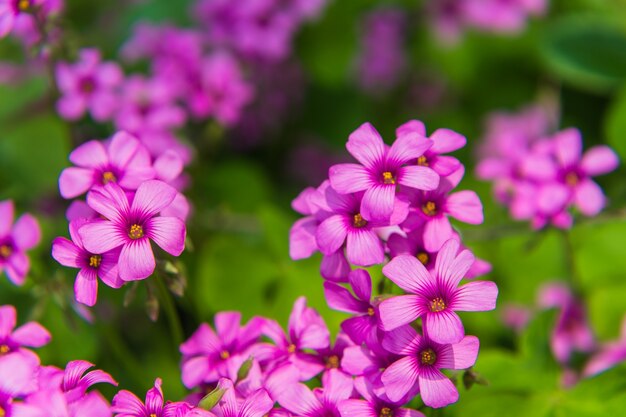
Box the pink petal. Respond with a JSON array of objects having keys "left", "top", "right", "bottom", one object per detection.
[
  {"left": 429, "top": 128, "right": 467, "bottom": 154},
  {"left": 79, "top": 221, "right": 126, "bottom": 254},
  {"left": 146, "top": 216, "right": 186, "bottom": 256},
  {"left": 118, "top": 166, "right": 157, "bottom": 190},
  {"left": 0, "top": 305, "right": 17, "bottom": 339},
  {"left": 59, "top": 167, "right": 96, "bottom": 199},
  {"left": 435, "top": 239, "right": 474, "bottom": 290},
  {"left": 429, "top": 155, "right": 461, "bottom": 177},
  {"left": 329, "top": 164, "right": 374, "bottom": 194},
  {"left": 324, "top": 282, "right": 364, "bottom": 313},
  {"left": 382, "top": 255, "right": 432, "bottom": 294},
  {"left": 108, "top": 131, "right": 140, "bottom": 168},
  {"left": 452, "top": 281, "right": 498, "bottom": 312},
  {"left": 338, "top": 399, "right": 377, "bottom": 417},
  {"left": 239, "top": 388, "right": 274, "bottom": 417},
  {"left": 519, "top": 155, "right": 557, "bottom": 181},
  {"left": 5, "top": 251, "right": 29, "bottom": 285},
  {"left": 346, "top": 123, "right": 386, "bottom": 169},
  {"left": 348, "top": 269, "right": 372, "bottom": 301},
  {"left": 381, "top": 356, "right": 419, "bottom": 403},
  {"left": 436, "top": 335, "right": 479, "bottom": 370},
  {"left": 554, "top": 128, "right": 582, "bottom": 167},
  {"left": 398, "top": 165, "right": 439, "bottom": 191},
  {"left": 396, "top": 119, "right": 426, "bottom": 137},
  {"left": 575, "top": 179, "right": 605, "bottom": 216},
  {"left": 69, "top": 140, "right": 108, "bottom": 168},
  {"left": 181, "top": 323, "right": 221, "bottom": 356},
  {"left": 11, "top": 214, "right": 41, "bottom": 250},
  {"left": 346, "top": 229, "right": 384, "bottom": 266},
  {"left": 112, "top": 390, "right": 147, "bottom": 415},
  {"left": 299, "top": 323, "right": 330, "bottom": 350},
  {"left": 118, "top": 239, "right": 155, "bottom": 281},
  {"left": 131, "top": 180, "right": 177, "bottom": 217},
  {"left": 379, "top": 295, "right": 424, "bottom": 331},
  {"left": 52, "top": 237, "right": 81, "bottom": 268},
  {"left": 86, "top": 186, "right": 127, "bottom": 223},
  {"left": 320, "top": 251, "right": 350, "bottom": 282},
  {"left": 537, "top": 183, "right": 569, "bottom": 215},
  {"left": 74, "top": 268, "right": 98, "bottom": 306},
  {"left": 154, "top": 150, "right": 184, "bottom": 182},
  {"left": 0, "top": 200, "right": 14, "bottom": 236},
  {"left": 446, "top": 191, "right": 483, "bottom": 224},
  {"left": 11, "top": 322, "right": 51, "bottom": 348},
  {"left": 0, "top": 351, "right": 40, "bottom": 396},
  {"left": 99, "top": 253, "right": 122, "bottom": 288},
  {"left": 57, "top": 95, "right": 87, "bottom": 120},
  {"left": 424, "top": 310, "right": 464, "bottom": 344},
  {"left": 316, "top": 215, "right": 348, "bottom": 255},
  {"left": 423, "top": 216, "right": 453, "bottom": 252},
  {"left": 322, "top": 369, "right": 354, "bottom": 405},
  {"left": 275, "top": 382, "right": 322, "bottom": 416},
  {"left": 214, "top": 311, "right": 241, "bottom": 347},
  {"left": 581, "top": 146, "right": 619, "bottom": 176},
  {"left": 382, "top": 325, "right": 422, "bottom": 355},
  {"left": 145, "top": 379, "right": 164, "bottom": 415},
  {"left": 361, "top": 185, "right": 395, "bottom": 222},
  {"left": 181, "top": 356, "right": 212, "bottom": 389},
  {"left": 387, "top": 134, "right": 433, "bottom": 166},
  {"left": 418, "top": 367, "right": 458, "bottom": 408}
]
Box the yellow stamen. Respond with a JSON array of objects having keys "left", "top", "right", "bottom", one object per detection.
[
  {"left": 89, "top": 254, "right": 102, "bottom": 268},
  {"left": 326, "top": 355, "right": 340, "bottom": 369},
  {"left": 422, "top": 201, "right": 437, "bottom": 216},
  {"left": 128, "top": 224, "right": 144, "bottom": 240},
  {"left": 18, "top": 0, "right": 30, "bottom": 11},
  {"left": 352, "top": 213, "right": 367, "bottom": 228},
  {"left": 382, "top": 171, "right": 395, "bottom": 185},
  {"left": 565, "top": 172, "right": 579, "bottom": 186},
  {"left": 380, "top": 407, "right": 393, "bottom": 417},
  {"left": 417, "top": 155, "right": 428, "bottom": 167},
  {"left": 417, "top": 252, "right": 429, "bottom": 265},
  {"left": 429, "top": 297, "right": 446, "bottom": 312},
  {"left": 0, "top": 245, "right": 11, "bottom": 259},
  {"left": 150, "top": 414, "right": 157, "bottom": 417},
  {"left": 220, "top": 350, "right": 230, "bottom": 360},
  {"left": 0, "top": 344, "right": 9, "bottom": 354},
  {"left": 0, "top": 405, "right": 6, "bottom": 417},
  {"left": 420, "top": 348, "right": 437, "bottom": 365},
  {"left": 102, "top": 171, "right": 117, "bottom": 184},
  {"left": 287, "top": 344, "right": 297, "bottom": 354},
  {"left": 367, "top": 307, "right": 375, "bottom": 316}
]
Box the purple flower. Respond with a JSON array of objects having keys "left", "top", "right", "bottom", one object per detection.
[
  {"left": 0, "top": 200, "right": 41, "bottom": 285},
  {"left": 323, "top": 269, "right": 379, "bottom": 346},
  {"left": 552, "top": 128, "right": 619, "bottom": 217},
  {"left": 381, "top": 325, "right": 479, "bottom": 407},
  {"left": 379, "top": 239, "right": 498, "bottom": 344},
  {"left": 113, "top": 378, "right": 198, "bottom": 417},
  {"left": 0, "top": 350, "right": 41, "bottom": 415},
  {"left": 0, "top": 305, "right": 50, "bottom": 356},
  {"left": 584, "top": 316, "right": 626, "bottom": 377},
  {"left": 58, "top": 131, "right": 156, "bottom": 199},
  {"left": 396, "top": 120, "right": 466, "bottom": 177},
  {"left": 78, "top": 180, "right": 186, "bottom": 281},
  {"left": 61, "top": 360, "right": 117, "bottom": 403},
  {"left": 180, "top": 312, "right": 264, "bottom": 388},
  {"left": 52, "top": 219, "right": 123, "bottom": 306},
  {"left": 55, "top": 48, "right": 123, "bottom": 121},
  {"left": 463, "top": 0, "right": 547, "bottom": 34},
  {"left": 329, "top": 122, "right": 438, "bottom": 222},
  {"left": 212, "top": 378, "right": 273, "bottom": 417},
  {"left": 0, "top": 0, "right": 48, "bottom": 38}
]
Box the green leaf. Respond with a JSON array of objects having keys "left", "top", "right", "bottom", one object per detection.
[
  {"left": 542, "top": 15, "right": 626, "bottom": 92},
  {"left": 605, "top": 83, "right": 626, "bottom": 160}
]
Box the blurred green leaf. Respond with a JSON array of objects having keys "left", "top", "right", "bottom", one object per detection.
[{"left": 605, "top": 83, "right": 626, "bottom": 160}]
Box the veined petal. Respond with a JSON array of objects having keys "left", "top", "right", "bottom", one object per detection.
[
  {"left": 581, "top": 146, "right": 619, "bottom": 176},
  {"left": 145, "top": 379, "right": 164, "bottom": 415},
  {"left": 11, "top": 322, "right": 51, "bottom": 348},
  {"left": 112, "top": 390, "right": 147, "bottom": 416},
  {"left": 423, "top": 216, "right": 453, "bottom": 253},
  {"left": 435, "top": 239, "right": 474, "bottom": 290},
  {"left": 429, "top": 155, "right": 461, "bottom": 177},
  {"left": 329, "top": 164, "right": 374, "bottom": 194},
  {"left": 324, "top": 282, "right": 365, "bottom": 313},
  {"left": 12, "top": 214, "right": 41, "bottom": 250},
  {"left": 239, "top": 388, "right": 274, "bottom": 417},
  {"left": 69, "top": 140, "right": 108, "bottom": 168},
  {"left": 74, "top": 268, "right": 98, "bottom": 307},
  {"left": 424, "top": 310, "right": 464, "bottom": 345},
  {"left": 320, "top": 251, "right": 350, "bottom": 282},
  {"left": 338, "top": 399, "right": 377, "bottom": 417},
  {"left": 86, "top": 188, "right": 125, "bottom": 223},
  {"left": 445, "top": 191, "right": 483, "bottom": 224},
  {"left": 436, "top": 336, "right": 479, "bottom": 370},
  {"left": 398, "top": 165, "right": 439, "bottom": 191},
  {"left": 349, "top": 269, "right": 372, "bottom": 301},
  {"left": 118, "top": 239, "right": 155, "bottom": 281},
  {"left": 387, "top": 134, "right": 433, "bottom": 166},
  {"left": 346, "top": 229, "right": 384, "bottom": 266},
  {"left": 429, "top": 128, "right": 466, "bottom": 154},
  {"left": 418, "top": 367, "right": 458, "bottom": 409},
  {"left": 346, "top": 123, "right": 386, "bottom": 169},
  {"left": 381, "top": 356, "right": 419, "bottom": 403},
  {"left": 52, "top": 237, "right": 82, "bottom": 268},
  {"left": 383, "top": 254, "right": 432, "bottom": 294},
  {"left": 145, "top": 216, "right": 186, "bottom": 256},
  {"left": 131, "top": 180, "right": 177, "bottom": 218},
  {"left": 361, "top": 185, "right": 395, "bottom": 222},
  {"left": 452, "top": 281, "right": 498, "bottom": 312},
  {"left": 79, "top": 221, "right": 126, "bottom": 254},
  {"left": 379, "top": 295, "right": 424, "bottom": 331},
  {"left": 316, "top": 215, "right": 348, "bottom": 255},
  {"left": 59, "top": 167, "right": 96, "bottom": 199},
  {"left": 382, "top": 325, "right": 422, "bottom": 355},
  {"left": 275, "top": 382, "right": 322, "bottom": 416}
]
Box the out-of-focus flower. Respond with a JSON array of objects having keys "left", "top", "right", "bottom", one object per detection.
[
  {"left": 0, "top": 200, "right": 41, "bottom": 285},
  {"left": 584, "top": 316, "right": 626, "bottom": 377},
  {"left": 0, "top": 304, "right": 50, "bottom": 355}
]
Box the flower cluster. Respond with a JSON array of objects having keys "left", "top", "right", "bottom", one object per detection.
[
  {"left": 52, "top": 131, "right": 188, "bottom": 306},
  {"left": 288, "top": 121, "right": 498, "bottom": 408},
  {"left": 0, "top": 200, "right": 40, "bottom": 286},
  {"left": 476, "top": 105, "right": 619, "bottom": 229}
]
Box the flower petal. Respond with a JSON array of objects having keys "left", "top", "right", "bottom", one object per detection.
[
  {"left": 381, "top": 356, "right": 419, "bottom": 403},
  {"left": 69, "top": 140, "right": 108, "bottom": 168},
  {"left": 0, "top": 200, "right": 14, "bottom": 237},
  {"left": 12, "top": 214, "right": 41, "bottom": 250},
  {"left": 0, "top": 305, "right": 17, "bottom": 339},
  {"left": 118, "top": 239, "right": 155, "bottom": 281},
  {"left": 382, "top": 324, "right": 422, "bottom": 355},
  {"left": 554, "top": 128, "right": 582, "bottom": 167},
  {"left": 435, "top": 239, "right": 474, "bottom": 291},
  {"left": 79, "top": 221, "right": 126, "bottom": 254},
  {"left": 145, "top": 216, "right": 186, "bottom": 256},
  {"left": 387, "top": 134, "right": 433, "bottom": 166},
  {"left": 329, "top": 164, "right": 374, "bottom": 194},
  {"left": 346, "top": 229, "right": 384, "bottom": 266},
  {"left": 429, "top": 128, "right": 467, "bottom": 154},
  {"left": 423, "top": 216, "right": 453, "bottom": 252},
  {"left": 383, "top": 254, "right": 432, "bottom": 294},
  {"left": 424, "top": 310, "right": 464, "bottom": 344},
  {"left": 316, "top": 215, "right": 348, "bottom": 256},
  {"left": 338, "top": 399, "right": 377, "bottom": 417},
  {"left": 349, "top": 269, "right": 372, "bottom": 302},
  {"left": 59, "top": 167, "right": 96, "bottom": 199},
  {"left": 575, "top": 179, "right": 605, "bottom": 217},
  {"left": 346, "top": 123, "right": 386, "bottom": 169},
  {"left": 445, "top": 191, "right": 483, "bottom": 224},
  {"left": 108, "top": 131, "right": 140, "bottom": 168},
  {"left": 398, "top": 165, "right": 439, "bottom": 191},
  {"left": 74, "top": 268, "right": 98, "bottom": 307},
  {"left": 452, "top": 281, "right": 498, "bottom": 312},
  {"left": 436, "top": 335, "right": 479, "bottom": 370},
  {"left": 361, "top": 185, "right": 395, "bottom": 222},
  {"left": 396, "top": 119, "right": 426, "bottom": 137},
  {"left": 581, "top": 146, "right": 619, "bottom": 176},
  {"left": 112, "top": 390, "right": 147, "bottom": 416},
  {"left": 379, "top": 295, "right": 424, "bottom": 331},
  {"left": 320, "top": 251, "right": 350, "bottom": 282},
  {"left": 11, "top": 322, "right": 51, "bottom": 348},
  {"left": 52, "top": 237, "right": 82, "bottom": 268},
  {"left": 418, "top": 367, "right": 458, "bottom": 409},
  {"left": 131, "top": 180, "right": 177, "bottom": 218},
  {"left": 323, "top": 282, "right": 365, "bottom": 314}
]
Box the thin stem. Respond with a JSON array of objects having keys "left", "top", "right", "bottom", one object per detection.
[
  {"left": 560, "top": 229, "right": 581, "bottom": 295},
  {"left": 154, "top": 271, "right": 184, "bottom": 348}
]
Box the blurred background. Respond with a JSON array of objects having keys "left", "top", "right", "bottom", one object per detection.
[{"left": 1, "top": 0, "right": 626, "bottom": 415}]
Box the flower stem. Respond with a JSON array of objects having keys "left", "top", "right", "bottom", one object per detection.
[{"left": 154, "top": 271, "right": 184, "bottom": 348}]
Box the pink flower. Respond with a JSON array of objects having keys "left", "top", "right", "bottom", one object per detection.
[
  {"left": 211, "top": 378, "right": 273, "bottom": 417},
  {"left": 0, "top": 304, "right": 50, "bottom": 355},
  {"left": 58, "top": 131, "right": 156, "bottom": 199},
  {"left": 0, "top": 350, "right": 42, "bottom": 414},
  {"left": 61, "top": 360, "right": 117, "bottom": 402},
  {"left": 55, "top": 48, "right": 123, "bottom": 121},
  {"left": 0, "top": 0, "right": 48, "bottom": 38},
  {"left": 0, "top": 200, "right": 41, "bottom": 285},
  {"left": 379, "top": 239, "right": 497, "bottom": 344},
  {"left": 52, "top": 219, "right": 123, "bottom": 306},
  {"left": 584, "top": 315, "right": 626, "bottom": 377},
  {"left": 381, "top": 325, "right": 479, "bottom": 407},
  {"left": 329, "top": 122, "right": 438, "bottom": 222},
  {"left": 78, "top": 180, "right": 186, "bottom": 281}
]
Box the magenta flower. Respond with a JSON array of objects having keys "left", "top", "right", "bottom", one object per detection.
[
  {"left": 381, "top": 325, "right": 479, "bottom": 407},
  {"left": 61, "top": 360, "right": 117, "bottom": 403},
  {"left": 113, "top": 378, "right": 204, "bottom": 417},
  {"left": 212, "top": 378, "right": 273, "bottom": 417},
  {"left": 584, "top": 316, "right": 626, "bottom": 377},
  {"left": 0, "top": 350, "right": 41, "bottom": 415},
  {"left": 52, "top": 219, "right": 123, "bottom": 306},
  {"left": 180, "top": 312, "right": 265, "bottom": 388},
  {"left": 329, "top": 122, "right": 438, "bottom": 222},
  {"left": 59, "top": 131, "right": 156, "bottom": 199},
  {"left": 552, "top": 128, "right": 619, "bottom": 217},
  {"left": 396, "top": 120, "right": 466, "bottom": 177},
  {"left": 55, "top": 48, "right": 123, "bottom": 121},
  {"left": 379, "top": 239, "right": 498, "bottom": 344},
  {"left": 78, "top": 180, "right": 186, "bottom": 281},
  {"left": 407, "top": 166, "right": 483, "bottom": 252},
  {"left": 0, "top": 304, "right": 50, "bottom": 355},
  {"left": 0, "top": 0, "right": 46, "bottom": 38},
  {"left": 0, "top": 200, "right": 41, "bottom": 285},
  {"left": 463, "top": 0, "right": 547, "bottom": 34}
]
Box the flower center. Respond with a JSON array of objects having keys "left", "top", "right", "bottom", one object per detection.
[
  {"left": 416, "top": 252, "right": 429, "bottom": 265},
  {"left": 422, "top": 201, "right": 437, "bottom": 216},
  {"left": 429, "top": 297, "right": 446, "bottom": 312},
  {"left": 382, "top": 171, "right": 395, "bottom": 185},
  {"left": 0, "top": 245, "right": 11, "bottom": 259},
  {"left": 18, "top": 0, "right": 30, "bottom": 11},
  {"left": 0, "top": 344, "right": 9, "bottom": 354},
  {"left": 150, "top": 414, "right": 157, "bottom": 417},
  {"left": 102, "top": 171, "right": 117, "bottom": 184},
  {"left": 326, "top": 355, "right": 340, "bottom": 369},
  {"left": 352, "top": 213, "right": 367, "bottom": 228},
  {"left": 565, "top": 171, "right": 579, "bottom": 186},
  {"left": 80, "top": 78, "right": 96, "bottom": 94},
  {"left": 89, "top": 254, "right": 102, "bottom": 268},
  {"left": 0, "top": 404, "right": 5, "bottom": 417},
  {"left": 417, "top": 155, "right": 429, "bottom": 167},
  {"left": 287, "top": 344, "right": 297, "bottom": 354},
  {"left": 220, "top": 350, "right": 230, "bottom": 360},
  {"left": 420, "top": 348, "right": 437, "bottom": 365},
  {"left": 379, "top": 407, "right": 393, "bottom": 417},
  {"left": 128, "top": 224, "right": 144, "bottom": 240},
  {"left": 367, "top": 307, "right": 375, "bottom": 316}
]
